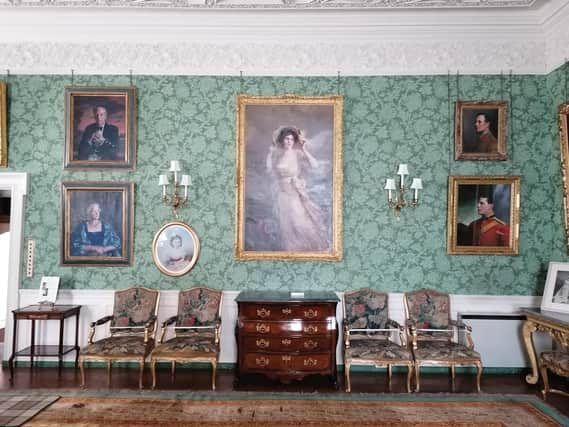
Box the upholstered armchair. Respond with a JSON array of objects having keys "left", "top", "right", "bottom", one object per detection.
[
  {"left": 539, "top": 347, "right": 569, "bottom": 400},
  {"left": 404, "top": 288, "right": 482, "bottom": 392},
  {"left": 79, "top": 286, "right": 160, "bottom": 389},
  {"left": 150, "top": 286, "right": 222, "bottom": 390},
  {"left": 343, "top": 288, "right": 414, "bottom": 393}
]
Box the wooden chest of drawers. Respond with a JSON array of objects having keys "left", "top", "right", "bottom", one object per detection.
[{"left": 235, "top": 290, "right": 339, "bottom": 385}]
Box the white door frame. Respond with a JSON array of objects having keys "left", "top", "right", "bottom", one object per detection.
[{"left": 0, "top": 172, "right": 27, "bottom": 361}]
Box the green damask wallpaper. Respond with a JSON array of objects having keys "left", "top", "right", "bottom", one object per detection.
[{"left": 4, "top": 71, "right": 567, "bottom": 294}]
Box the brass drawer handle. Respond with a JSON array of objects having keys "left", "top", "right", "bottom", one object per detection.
[
  {"left": 255, "top": 339, "right": 270, "bottom": 349},
  {"left": 282, "top": 308, "right": 292, "bottom": 315},
  {"left": 304, "top": 309, "right": 318, "bottom": 319},
  {"left": 257, "top": 308, "right": 271, "bottom": 318},
  {"left": 281, "top": 338, "right": 292, "bottom": 346},
  {"left": 304, "top": 340, "right": 318, "bottom": 350},
  {"left": 303, "top": 358, "right": 318, "bottom": 367},
  {"left": 256, "top": 323, "right": 270, "bottom": 333},
  {"left": 27, "top": 314, "right": 49, "bottom": 320},
  {"left": 282, "top": 355, "right": 291, "bottom": 362},
  {"left": 303, "top": 325, "right": 318, "bottom": 333},
  {"left": 255, "top": 357, "right": 270, "bottom": 367}
]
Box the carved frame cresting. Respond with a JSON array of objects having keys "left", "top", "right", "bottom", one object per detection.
[
  {"left": 447, "top": 175, "right": 520, "bottom": 255},
  {"left": 152, "top": 221, "right": 201, "bottom": 277},
  {"left": 559, "top": 103, "right": 569, "bottom": 254},
  {"left": 454, "top": 100, "right": 508, "bottom": 161},
  {"left": 235, "top": 95, "right": 343, "bottom": 261},
  {"left": 0, "top": 80, "right": 6, "bottom": 167},
  {"left": 61, "top": 181, "right": 134, "bottom": 266},
  {"left": 64, "top": 86, "right": 137, "bottom": 170}
]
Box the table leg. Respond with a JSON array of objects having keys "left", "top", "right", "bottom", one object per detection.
[
  {"left": 30, "top": 319, "right": 36, "bottom": 370},
  {"left": 58, "top": 318, "right": 65, "bottom": 376},
  {"left": 9, "top": 313, "right": 18, "bottom": 382},
  {"left": 522, "top": 319, "right": 539, "bottom": 384},
  {"left": 74, "top": 311, "right": 80, "bottom": 368}
]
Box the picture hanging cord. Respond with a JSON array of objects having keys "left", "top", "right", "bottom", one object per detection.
[
  {"left": 509, "top": 70, "right": 514, "bottom": 172},
  {"left": 337, "top": 71, "right": 341, "bottom": 95},
  {"left": 455, "top": 70, "right": 460, "bottom": 101},
  {"left": 71, "top": 69, "right": 74, "bottom": 86},
  {"left": 129, "top": 69, "right": 133, "bottom": 86},
  {"left": 5, "top": 69, "right": 9, "bottom": 83},
  {"left": 239, "top": 70, "right": 244, "bottom": 94},
  {"left": 565, "top": 58, "right": 568, "bottom": 102},
  {"left": 500, "top": 71, "right": 504, "bottom": 101},
  {"left": 447, "top": 70, "right": 453, "bottom": 172}
]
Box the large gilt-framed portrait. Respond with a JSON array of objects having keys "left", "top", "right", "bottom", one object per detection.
[
  {"left": 447, "top": 176, "right": 520, "bottom": 255},
  {"left": 235, "top": 95, "right": 343, "bottom": 261},
  {"left": 64, "top": 86, "right": 137, "bottom": 170},
  {"left": 559, "top": 103, "right": 569, "bottom": 254},
  {"left": 152, "top": 221, "right": 200, "bottom": 277},
  {"left": 455, "top": 101, "right": 507, "bottom": 161},
  {"left": 0, "top": 80, "right": 6, "bottom": 167},
  {"left": 61, "top": 181, "right": 134, "bottom": 266},
  {"left": 541, "top": 262, "right": 569, "bottom": 314}
]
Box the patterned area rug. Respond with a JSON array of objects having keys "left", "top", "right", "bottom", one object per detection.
[
  {"left": 22, "top": 393, "right": 569, "bottom": 427},
  {"left": 0, "top": 394, "right": 59, "bottom": 427}
]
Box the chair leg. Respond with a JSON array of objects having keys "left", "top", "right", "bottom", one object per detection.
[
  {"left": 211, "top": 361, "right": 217, "bottom": 391},
  {"left": 406, "top": 364, "right": 412, "bottom": 393},
  {"left": 387, "top": 364, "right": 392, "bottom": 391},
  {"left": 138, "top": 359, "right": 144, "bottom": 389},
  {"left": 106, "top": 360, "right": 112, "bottom": 387},
  {"left": 150, "top": 358, "right": 157, "bottom": 390},
  {"left": 171, "top": 361, "right": 176, "bottom": 380},
  {"left": 345, "top": 362, "right": 351, "bottom": 393},
  {"left": 475, "top": 362, "right": 482, "bottom": 393},
  {"left": 79, "top": 357, "right": 86, "bottom": 387},
  {"left": 450, "top": 364, "right": 456, "bottom": 392},
  {"left": 539, "top": 362, "right": 550, "bottom": 400},
  {"left": 415, "top": 363, "right": 421, "bottom": 392}
]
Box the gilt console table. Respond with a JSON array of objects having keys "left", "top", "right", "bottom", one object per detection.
[
  {"left": 235, "top": 290, "right": 339, "bottom": 386},
  {"left": 521, "top": 307, "right": 569, "bottom": 384},
  {"left": 8, "top": 304, "right": 81, "bottom": 381}
]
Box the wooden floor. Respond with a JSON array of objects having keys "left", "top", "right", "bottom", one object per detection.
[{"left": 2, "top": 365, "right": 568, "bottom": 418}]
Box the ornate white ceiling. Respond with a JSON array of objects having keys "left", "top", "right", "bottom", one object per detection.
[{"left": 0, "top": 0, "right": 567, "bottom": 75}]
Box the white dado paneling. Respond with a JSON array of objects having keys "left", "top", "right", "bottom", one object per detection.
[{"left": 9, "top": 289, "right": 540, "bottom": 367}]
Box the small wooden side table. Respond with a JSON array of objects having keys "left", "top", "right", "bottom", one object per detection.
[{"left": 9, "top": 304, "right": 81, "bottom": 381}]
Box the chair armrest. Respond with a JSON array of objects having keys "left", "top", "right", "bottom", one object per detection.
[
  {"left": 144, "top": 315, "right": 158, "bottom": 344},
  {"left": 158, "top": 315, "right": 178, "bottom": 344},
  {"left": 87, "top": 315, "right": 113, "bottom": 344},
  {"left": 450, "top": 319, "right": 475, "bottom": 349}
]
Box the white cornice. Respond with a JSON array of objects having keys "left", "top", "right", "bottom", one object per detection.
[{"left": 0, "top": 1, "right": 566, "bottom": 75}]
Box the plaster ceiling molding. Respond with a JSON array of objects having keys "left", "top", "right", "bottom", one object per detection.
[
  {"left": 0, "top": 38, "right": 545, "bottom": 75},
  {"left": 0, "top": 0, "right": 541, "bottom": 8},
  {"left": 543, "top": 0, "right": 569, "bottom": 71}
]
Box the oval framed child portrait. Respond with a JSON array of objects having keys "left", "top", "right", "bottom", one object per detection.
[{"left": 152, "top": 221, "right": 200, "bottom": 277}]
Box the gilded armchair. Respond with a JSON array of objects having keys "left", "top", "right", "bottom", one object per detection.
[
  {"left": 539, "top": 345, "right": 569, "bottom": 400},
  {"left": 343, "top": 288, "right": 414, "bottom": 393},
  {"left": 79, "top": 286, "right": 160, "bottom": 388},
  {"left": 150, "top": 286, "right": 222, "bottom": 390},
  {"left": 404, "top": 288, "right": 482, "bottom": 392}
]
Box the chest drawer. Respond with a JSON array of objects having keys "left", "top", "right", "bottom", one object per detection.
[
  {"left": 239, "top": 320, "right": 334, "bottom": 336},
  {"left": 239, "top": 303, "right": 335, "bottom": 321},
  {"left": 242, "top": 335, "right": 332, "bottom": 352},
  {"left": 242, "top": 353, "right": 332, "bottom": 372}
]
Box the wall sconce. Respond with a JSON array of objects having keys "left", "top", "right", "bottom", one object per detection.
[
  {"left": 384, "top": 164, "right": 422, "bottom": 217},
  {"left": 158, "top": 160, "right": 192, "bottom": 219}
]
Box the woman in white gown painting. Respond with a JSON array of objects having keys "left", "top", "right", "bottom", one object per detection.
[{"left": 266, "top": 126, "right": 329, "bottom": 251}]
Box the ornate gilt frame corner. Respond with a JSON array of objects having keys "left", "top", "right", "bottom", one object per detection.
[
  {"left": 454, "top": 100, "right": 508, "bottom": 161},
  {"left": 0, "top": 80, "right": 6, "bottom": 167},
  {"left": 559, "top": 103, "right": 569, "bottom": 254},
  {"left": 446, "top": 175, "right": 520, "bottom": 256},
  {"left": 235, "top": 94, "right": 343, "bottom": 262}
]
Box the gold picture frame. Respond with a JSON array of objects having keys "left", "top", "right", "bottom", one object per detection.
[
  {"left": 64, "top": 86, "right": 137, "bottom": 170},
  {"left": 559, "top": 103, "right": 569, "bottom": 254},
  {"left": 0, "top": 80, "right": 6, "bottom": 167},
  {"left": 541, "top": 261, "right": 569, "bottom": 314},
  {"left": 447, "top": 175, "right": 520, "bottom": 255},
  {"left": 454, "top": 101, "right": 508, "bottom": 161},
  {"left": 235, "top": 95, "right": 343, "bottom": 261},
  {"left": 152, "top": 221, "right": 200, "bottom": 277},
  {"left": 61, "top": 181, "right": 134, "bottom": 266}
]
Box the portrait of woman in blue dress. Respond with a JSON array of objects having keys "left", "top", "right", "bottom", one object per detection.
[{"left": 71, "top": 202, "right": 121, "bottom": 257}]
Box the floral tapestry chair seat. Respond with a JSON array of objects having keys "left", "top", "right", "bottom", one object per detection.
[
  {"left": 79, "top": 286, "right": 160, "bottom": 389},
  {"left": 404, "top": 288, "right": 482, "bottom": 392},
  {"left": 343, "top": 288, "right": 414, "bottom": 393},
  {"left": 150, "top": 286, "right": 222, "bottom": 390},
  {"left": 539, "top": 345, "right": 569, "bottom": 400}
]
